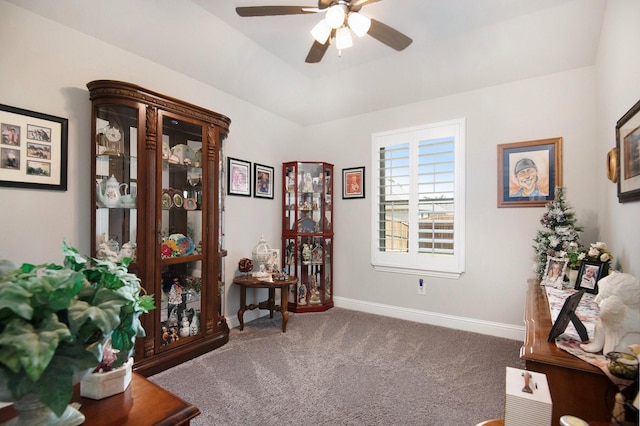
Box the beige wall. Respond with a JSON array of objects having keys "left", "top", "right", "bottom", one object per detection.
[{"left": 0, "top": 0, "right": 637, "bottom": 338}]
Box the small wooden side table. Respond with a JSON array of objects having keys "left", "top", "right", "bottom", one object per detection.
[{"left": 232, "top": 275, "right": 298, "bottom": 332}]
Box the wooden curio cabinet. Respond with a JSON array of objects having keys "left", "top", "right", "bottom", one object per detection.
[
  {"left": 88, "top": 80, "right": 231, "bottom": 376},
  {"left": 282, "top": 161, "right": 334, "bottom": 313}
]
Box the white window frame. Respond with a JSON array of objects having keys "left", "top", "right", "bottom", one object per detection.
[{"left": 370, "top": 118, "right": 466, "bottom": 279}]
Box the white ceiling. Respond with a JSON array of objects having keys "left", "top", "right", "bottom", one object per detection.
[{"left": 9, "top": 0, "right": 605, "bottom": 126}]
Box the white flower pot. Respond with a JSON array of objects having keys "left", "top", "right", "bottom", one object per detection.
[{"left": 80, "top": 358, "right": 133, "bottom": 400}]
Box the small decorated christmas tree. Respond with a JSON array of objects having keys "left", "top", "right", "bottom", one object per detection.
[{"left": 532, "top": 187, "right": 583, "bottom": 279}]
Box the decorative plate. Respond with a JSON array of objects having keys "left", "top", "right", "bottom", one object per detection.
[
  {"left": 161, "top": 190, "right": 172, "bottom": 209},
  {"left": 172, "top": 192, "right": 184, "bottom": 208}
]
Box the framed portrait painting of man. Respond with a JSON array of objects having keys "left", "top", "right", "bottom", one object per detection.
[
  {"left": 575, "top": 260, "right": 606, "bottom": 294},
  {"left": 497, "top": 137, "right": 562, "bottom": 207}
]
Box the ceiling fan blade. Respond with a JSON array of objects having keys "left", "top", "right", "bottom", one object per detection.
[
  {"left": 318, "top": 0, "right": 332, "bottom": 9},
  {"left": 368, "top": 18, "right": 412, "bottom": 51},
  {"left": 305, "top": 40, "right": 331, "bottom": 63},
  {"left": 236, "top": 6, "right": 317, "bottom": 17},
  {"left": 350, "top": 0, "right": 384, "bottom": 12}
]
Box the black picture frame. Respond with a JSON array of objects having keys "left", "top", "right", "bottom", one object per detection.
[
  {"left": 497, "top": 137, "right": 562, "bottom": 207},
  {"left": 547, "top": 290, "right": 588, "bottom": 342},
  {"left": 253, "top": 163, "right": 274, "bottom": 199},
  {"left": 342, "top": 166, "right": 365, "bottom": 199},
  {"left": 574, "top": 260, "right": 607, "bottom": 294},
  {"left": 616, "top": 99, "right": 640, "bottom": 203},
  {"left": 227, "top": 157, "right": 251, "bottom": 197},
  {"left": 0, "top": 104, "right": 68, "bottom": 191}
]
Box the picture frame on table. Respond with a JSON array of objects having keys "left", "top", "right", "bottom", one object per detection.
[
  {"left": 547, "top": 290, "right": 588, "bottom": 343},
  {"left": 227, "top": 157, "right": 251, "bottom": 197},
  {"left": 575, "top": 260, "right": 607, "bottom": 294},
  {"left": 616, "top": 99, "right": 640, "bottom": 203},
  {"left": 265, "top": 249, "right": 280, "bottom": 273},
  {"left": 254, "top": 163, "right": 274, "bottom": 199},
  {"left": 342, "top": 166, "right": 365, "bottom": 199},
  {"left": 497, "top": 137, "right": 562, "bottom": 207},
  {"left": 541, "top": 257, "right": 568, "bottom": 288},
  {"left": 0, "top": 104, "right": 68, "bottom": 191}
]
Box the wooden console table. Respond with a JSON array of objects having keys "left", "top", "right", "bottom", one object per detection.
[
  {"left": 0, "top": 372, "right": 199, "bottom": 425},
  {"left": 233, "top": 274, "right": 297, "bottom": 332},
  {"left": 521, "top": 280, "right": 616, "bottom": 425}
]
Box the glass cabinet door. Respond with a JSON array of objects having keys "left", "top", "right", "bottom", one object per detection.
[
  {"left": 94, "top": 105, "right": 139, "bottom": 263},
  {"left": 158, "top": 112, "right": 205, "bottom": 348}
]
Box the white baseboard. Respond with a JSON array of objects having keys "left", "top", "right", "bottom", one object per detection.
[
  {"left": 225, "top": 296, "right": 525, "bottom": 341},
  {"left": 333, "top": 296, "right": 525, "bottom": 341},
  {"left": 224, "top": 309, "right": 262, "bottom": 330}
]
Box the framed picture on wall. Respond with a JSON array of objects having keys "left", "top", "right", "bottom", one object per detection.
[
  {"left": 616, "top": 99, "right": 640, "bottom": 203},
  {"left": 342, "top": 166, "right": 365, "bottom": 199},
  {"left": 227, "top": 157, "right": 251, "bottom": 197},
  {"left": 0, "top": 104, "right": 68, "bottom": 191},
  {"left": 497, "top": 137, "right": 562, "bottom": 207},
  {"left": 254, "top": 163, "right": 274, "bottom": 199}
]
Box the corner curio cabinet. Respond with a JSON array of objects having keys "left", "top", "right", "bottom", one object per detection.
[
  {"left": 89, "top": 80, "right": 231, "bottom": 376},
  {"left": 282, "top": 162, "right": 334, "bottom": 312}
]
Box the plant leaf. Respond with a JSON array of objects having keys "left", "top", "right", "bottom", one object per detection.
[{"left": 0, "top": 315, "right": 72, "bottom": 381}]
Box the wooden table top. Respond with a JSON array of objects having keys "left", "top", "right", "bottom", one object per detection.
[
  {"left": 232, "top": 274, "right": 297, "bottom": 288},
  {"left": 0, "top": 372, "right": 200, "bottom": 425},
  {"left": 520, "top": 280, "right": 603, "bottom": 375}
]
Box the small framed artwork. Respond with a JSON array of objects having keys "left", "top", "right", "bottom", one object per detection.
[
  {"left": 265, "top": 249, "right": 280, "bottom": 273},
  {"left": 497, "top": 137, "right": 562, "bottom": 207},
  {"left": 575, "top": 260, "right": 606, "bottom": 294},
  {"left": 616, "top": 99, "right": 640, "bottom": 202},
  {"left": 342, "top": 166, "right": 365, "bottom": 199},
  {"left": 254, "top": 163, "right": 274, "bottom": 199},
  {"left": 227, "top": 157, "right": 251, "bottom": 197},
  {"left": 541, "top": 257, "right": 568, "bottom": 288},
  {"left": 0, "top": 104, "right": 68, "bottom": 191}
]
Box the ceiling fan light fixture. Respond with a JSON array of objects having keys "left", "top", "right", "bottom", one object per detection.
[
  {"left": 335, "top": 26, "right": 353, "bottom": 50},
  {"left": 325, "top": 4, "right": 347, "bottom": 29},
  {"left": 311, "top": 19, "right": 331, "bottom": 44},
  {"left": 347, "top": 12, "right": 371, "bottom": 37}
]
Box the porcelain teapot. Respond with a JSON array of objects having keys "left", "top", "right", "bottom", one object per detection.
[{"left": 97, "top": 175, "right": 128, "bottom": 208}]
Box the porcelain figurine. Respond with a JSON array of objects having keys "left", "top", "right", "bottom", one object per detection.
[
  {"left": 118, "top": 241, "right": 136, "bottom": 262},
  {"left": 580, "top": 272, "right": 640, "bottom": 355},
  {"left": 179, "top": 315, "right": 190, "bottom": 338},
  {"left": 190, "top": 311, "right": 200, "bottom": 336}
]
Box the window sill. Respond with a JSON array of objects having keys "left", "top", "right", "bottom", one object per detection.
[{"left": 372, "top": 264, "right": 462, "bottom": 280}]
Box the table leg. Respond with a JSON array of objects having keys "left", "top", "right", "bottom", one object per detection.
[
  {"left": 280, "top": 284, "right": 289, "bottom": 333},
  {"left": 268, "top": 288, "right": 275, "bottom": 318},
  {"left": 237, "top": 285, "right": 246, "bottom": 331}
]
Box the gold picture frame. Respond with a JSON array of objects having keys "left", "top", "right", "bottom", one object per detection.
[{"left": 497, "top": 137, "right": 562, "bottom": 208}]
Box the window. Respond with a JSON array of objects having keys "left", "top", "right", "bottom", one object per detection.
[{"left": 371, "top": 119, "right": 465, "bottom": 278}]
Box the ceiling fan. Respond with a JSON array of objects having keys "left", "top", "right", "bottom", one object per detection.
[{"left": 235, "top": 0, "right": 413, "bottom": 63}]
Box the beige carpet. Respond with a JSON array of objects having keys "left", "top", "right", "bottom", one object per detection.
[{"left": 150, "top": 308, "right": 524, "bottom": 425}]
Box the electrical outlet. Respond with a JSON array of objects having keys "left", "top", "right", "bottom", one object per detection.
[{"left": 418, "top": 278, "right": 426, "bottom": 295}]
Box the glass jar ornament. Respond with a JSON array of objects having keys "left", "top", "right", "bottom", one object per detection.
[{"left": 252, "top": 235, "right": 271, "bottom": 271}]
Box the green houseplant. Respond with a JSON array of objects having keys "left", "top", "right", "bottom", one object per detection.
[{"left": 0, "top": 242, "right": 154, "bottom": 420}]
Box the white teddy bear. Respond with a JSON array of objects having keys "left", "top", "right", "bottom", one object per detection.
[{"left": 580, "top": 272, "right": 640, "bottom": 355}]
